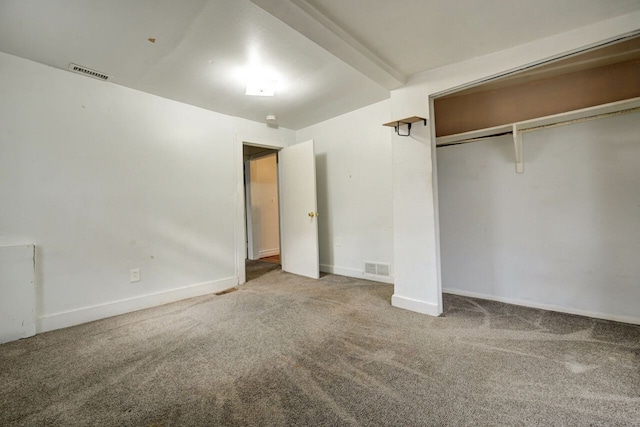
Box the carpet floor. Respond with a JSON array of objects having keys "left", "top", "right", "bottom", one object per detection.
[{"left": 1, "top": 263, "right": 639, "bottom": 426}]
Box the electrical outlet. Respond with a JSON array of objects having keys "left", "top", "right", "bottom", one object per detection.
[
  {"left": 335, "top": 237, "right": 341, "bottom": 247},
  {"left": 130, "top": 268, "right": 141, "bottom": 283}
]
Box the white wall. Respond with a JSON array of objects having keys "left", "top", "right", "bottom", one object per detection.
[
  {"left": 249, "top": 153, "right": 280, "bottom": 258},
  {"left": 0, "top": 52, "right": 293, "bottom": 333},
  {"left": 437, "top": 112, "right": 640, "bottom": 324},
  {"left": 390, "top": 113, "right": 441, "bottom": 315},
  {"left": 295, "top": 100, "right": 394, "bottom": 283},
  {"left": 3, "top": 10, "right": 639, "bottom": 334},
  {"left": 0, "top": 244, "right": 35, "bottom": 343}
]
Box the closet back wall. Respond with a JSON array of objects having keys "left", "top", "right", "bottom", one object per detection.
[{"left": 436, "top": 111, "right": 640, "bottom": 324}]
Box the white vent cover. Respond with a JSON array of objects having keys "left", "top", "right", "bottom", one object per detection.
[
  {"left": 68, "top": 63, "right": 112, "bottom": 81},
  {"left": 365, "top": 262, "right": 377, "bottom": 275},
  {"left": 364, "top": 262, "right": 390, "bottom": 277}
]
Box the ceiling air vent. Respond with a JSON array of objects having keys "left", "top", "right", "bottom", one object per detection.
[{"left": 68, "top": 63, "right": 112, "bottom": 81}]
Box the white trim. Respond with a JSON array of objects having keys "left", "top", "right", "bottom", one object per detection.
[
  {"left": 429, "top": 94, "right": 444, "bottom": 313},
  {"left": 37, "top": 277, "right": 238, "bottom": 333},
  {"left": 427, "top": 25, "right": 640, "bottom": 98},
  {"left": 245, "top": 159, "right": 256, "bottom": 261},
  {"left": 320, "top": 264, "right": 394, "bottom": 284},
  {"left": 236, "top": 136, "right": 287, "bottom": 286},
  {"left": 235, "top": 137, "right": 247, "bottom": 285},
  {"left": 258, "top": 248, "right": 280, "bottom": 258},
  {"left": 391, "top": 294, "right": 441, "bottom": 316},
  {"left": 443, "top": 288, "right": 640, "bottom": 326}
]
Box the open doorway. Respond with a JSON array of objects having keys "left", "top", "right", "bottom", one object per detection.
[
  {"left": 236, "top": 139, "right": 320, "bottom": 285},
  {"left": 243, "top": 144, "right": 281, "bottom": 281}
]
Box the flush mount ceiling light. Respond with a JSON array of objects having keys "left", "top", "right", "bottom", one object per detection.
[
  {"left": 235, "top": 54, "right": 281, "bottom": 97},
  {"left": 245, "top": 77, "right": 277, "bottom": 96}
]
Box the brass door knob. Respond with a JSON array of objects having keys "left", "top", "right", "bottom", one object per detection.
[{"left": 308, "top": 212, "right": 319, "bottom": 217}]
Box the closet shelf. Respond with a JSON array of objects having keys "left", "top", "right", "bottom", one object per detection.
[
  {"left": 435, "top": 96, "right": 640, "bottom": 174},
  {"left": 435, "top": 96, "right": 640, "bottom": 147}
]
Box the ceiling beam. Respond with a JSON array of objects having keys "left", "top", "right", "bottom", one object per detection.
[{"left": 250, "top": 0, "right": 406, "bottom": 90}]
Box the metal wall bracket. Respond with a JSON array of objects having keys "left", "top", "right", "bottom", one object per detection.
[
  {"left": 383, "top": 116, "right": 427, "bottom": 137},
  {"left": 513, "top": 123, "right": 524, "bottom": 173}
]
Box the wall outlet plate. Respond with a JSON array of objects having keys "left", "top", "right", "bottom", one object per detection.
[{"left": 130, "top": 268, "right": 141, "bottom": 283}]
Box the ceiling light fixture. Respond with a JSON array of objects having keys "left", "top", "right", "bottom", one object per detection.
[{"left": 245, "top": 77, "right": 277, "bottom": 96}]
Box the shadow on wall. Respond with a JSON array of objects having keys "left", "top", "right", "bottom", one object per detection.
[{"left": 583, "top": 114, "right": 640, "bottom": 316}]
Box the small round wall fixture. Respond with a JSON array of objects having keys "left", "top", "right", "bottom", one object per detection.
[{"left": 266, "top": 114, "right": 277, "bottom": 122}]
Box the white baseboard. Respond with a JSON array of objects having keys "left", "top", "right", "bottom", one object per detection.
[
  {"left": 320, "top": 264, "right": 394, "bottom": 284},
  {"left": 443, "top": 287, "right": 640, "bottom": 325},
  {"left": 258, "top": 248, "right": 280, "bottom": 258},
  {"left": 391, "top": 294, "right": 441, "bottom": 316},
  {"left": 37, "top": 276, "right": 238, "bottom": 333}
]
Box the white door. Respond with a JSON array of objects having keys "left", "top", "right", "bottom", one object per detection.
[{"left": 279, "top": 140, "right": 319, "bottom": 279}]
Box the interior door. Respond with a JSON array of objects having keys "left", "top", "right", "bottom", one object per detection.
[{"left": 279, "top": 140, "right": 319, "bottom": 279}]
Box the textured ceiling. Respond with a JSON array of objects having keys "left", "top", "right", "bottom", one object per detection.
[
  {"left": 305, "top": 0, "right": 640, "bottom": 76},
  {"left": 1, "top": 0, "right": 639, "bottom": 130},
  {"left": 0, "top": 0, "right": 388, "bottom": 130}
]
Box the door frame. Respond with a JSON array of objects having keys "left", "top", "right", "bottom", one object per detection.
[
  {"left": 245, "top": 151, "right": 279, "bottom": 261},
  {"left": 427, "top": 33, "right": 640, "bottom": 313},
  {"left": 244, "top": 158, "right": 255, "bottom": 260},
  {"left": 235, "top": 137, "right": 286, "bottom": 285}
]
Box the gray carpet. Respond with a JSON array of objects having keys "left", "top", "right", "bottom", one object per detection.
[
  {"left": 1, "top": 264, "right": 639, "bottom": 426},
  {"left": 245, "top": 259, "right": 280, "bottom": 282}
]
